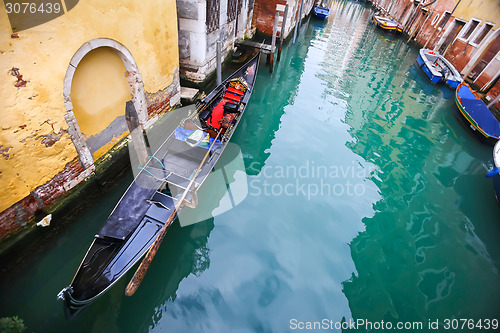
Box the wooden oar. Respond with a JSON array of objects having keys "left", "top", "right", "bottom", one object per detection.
[{"left": 125, "top": 131, "right": 221, "bottom": 296}]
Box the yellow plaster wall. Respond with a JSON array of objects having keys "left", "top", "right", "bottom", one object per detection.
[
  {"left": 70, "top": 47, "right": 130, "bottom": 136},
  {"left": 454, "top": 0, "right": 500, "bottom": 26},
  {"left": 0, "top": 0, "right": 179, "bottom": 212}
]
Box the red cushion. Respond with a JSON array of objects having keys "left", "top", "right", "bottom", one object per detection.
[
  {"left": 208, "top": 98, "right": 232, "bottom": 129},
  {"left": 227, "top": 86, "right": 244, "bottom": 96},
  {"left": 224, "top": 92, "right": 242, "bottom": 103}
]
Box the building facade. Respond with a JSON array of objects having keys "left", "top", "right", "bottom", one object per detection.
[
  {"left": 177, "top": 0, "right": 255, "bottom": 83},
  {"left": 252, "top": 0, "right": 315, "bottom": 39},
  {"left": 0, "top": 0, "right": 181, "bottom": 241},
  {"left": 371, "top": 0, "right": 500, "bottom": 108}
]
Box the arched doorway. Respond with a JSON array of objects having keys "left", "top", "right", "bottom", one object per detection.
[{"left": 63, "top": 38, "right": 147, "bottom": 169}]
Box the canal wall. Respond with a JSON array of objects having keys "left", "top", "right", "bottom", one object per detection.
[
  {"left": 371, "top": 0, "right": 500, "bottom": 110},
  {"left": 177, "top": 0, "right": 255, "bottom": 84},
  {"left": 0, "top": 1, "right": 181, "bottom": 246},
  {"left": 252, "top": 0, "right": 315, "bottom": 38}
]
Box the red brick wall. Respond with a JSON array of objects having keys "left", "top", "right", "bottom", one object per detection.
[
  {"left": 253, "top": 0, "right": 288, "bottom": 36},
  {"left": 0, "top": 160, "right": 83, "bottom": 241},
  {"left": 444, "top": 39, "right": 475, "bottom": 72}
]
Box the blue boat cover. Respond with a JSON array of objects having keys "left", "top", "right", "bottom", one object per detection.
[{"left": 457, "top": 84, "right": 500, "bottom": 139}]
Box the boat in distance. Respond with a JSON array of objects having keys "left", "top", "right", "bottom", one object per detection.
[
  {"left": 417, "top": 48, "right": 462, "bottom": 89},
  {"left": 455, "top": 81, "right": 500, "bottom": 144},
  {"left": 313, "top": 5, "right": 330, "bottom": 20},
  {"left": 57, "top": 53, "right": 261, "bottom": 316},
  {"left": 373, "top": 15, "right": 403, "bottom": 33}
]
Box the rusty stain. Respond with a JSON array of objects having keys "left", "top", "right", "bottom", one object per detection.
[
  {"left": 0, "top": 145, "right": 13, "bottom": 159},
  {"left": 36, "top": 130, "right": 66, "bottom": 147},
  {"left": 10, "top": 67, "right": 28, "bottom": 87}
]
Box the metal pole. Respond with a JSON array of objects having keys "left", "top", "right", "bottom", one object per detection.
[
  {"left": 277, "top": 4, "right": 289, "bottom": 62},
  {"left": 487, "top": 94, "right": 500, "bottom": 109},
  {"left": 216, "top": 40, "right": 222, "bottom": 85},
  {"left": 270, "top": 12, "right": 279, "bottom": 73}
]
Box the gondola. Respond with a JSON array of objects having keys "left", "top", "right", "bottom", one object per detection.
[
  {"left": 57, "top": 52, "right": 260, "bottom": 316},
  {"left": 373, "top": 15, "right": 403, "bottom": 33},
  {"left": 417, "top": 48, "right": 462, "bottom": 88}
]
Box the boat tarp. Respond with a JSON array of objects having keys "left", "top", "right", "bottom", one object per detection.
[
  {"left": 98, "top": 173, "right": 160, "bottom": 240},
  {"left": 458, "top": 84, "right": 500, "bottom": 138}
]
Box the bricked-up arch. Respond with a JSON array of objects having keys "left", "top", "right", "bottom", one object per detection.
[{"left": 63, "top": 38, "right": 147, "bottom": 169}]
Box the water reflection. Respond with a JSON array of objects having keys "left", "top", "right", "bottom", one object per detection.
[{"left": 338, "top": 0, "right": 500, "bottom": 325}]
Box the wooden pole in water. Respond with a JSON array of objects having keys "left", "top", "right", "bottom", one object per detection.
[
  {"left": 292, "top": 0, "right": 299, "bottom": 44},
  {"left": 216, "top": 40, "right": 222, "bottom": 85},
  {"left": 125, "top": 131, "right": 222, "bottom": 296},
  {"left": 270, "top": 12, "right": 279, "bottom": 73},
  {"left": 125, "top": 101, "right": 149, "bottom": 167},
  {"left": 298, "top": 0, "right": 304, "bottom": 33},
  {"left": 277, "top": 4, "right": 288, "bottom": 62}
]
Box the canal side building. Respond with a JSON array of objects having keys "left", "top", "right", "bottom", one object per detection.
[
  {"left": 176, "top": 0, "right": 256, "bottom": 83},
  {"left": 252, "top": 0, "right": 315, "bottom": 38},
  {"left": 371, "top": 0, "right": 500, "bottom": 109},
  {"left": 0, "top": 1, "right": 181, "bottom": 243}
]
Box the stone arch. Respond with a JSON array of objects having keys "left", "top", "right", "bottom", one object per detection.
[{"left": 63, "top": 38, "right": 148, "bottom": 169}]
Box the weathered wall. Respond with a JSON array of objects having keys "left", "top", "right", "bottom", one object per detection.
[
  {"left": 177, "top": 0, "right": 255, "bottom": 83},
  {"left": 253, "top": 0, "right": 314, "bottom": 38},
  {"left": 0, "top": 0, "right": 180, "bottom": 240}
]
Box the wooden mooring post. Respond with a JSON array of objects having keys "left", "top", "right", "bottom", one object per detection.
[
  {"left": 270, "top": 12, "right": 279, "bottom": 73},
  {"left": 216, "top": 40, "right": 222, "bottom": 85},
  {"left": 277, "top": 4, "right": 288, "bottom": 62},
  {"left": 125, "top": 101, "right": 148, "bottom": 167}
]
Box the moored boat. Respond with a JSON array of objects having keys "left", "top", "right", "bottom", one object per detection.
[
  {"left": 373, "top": 15, "right": 403, "bottom": 33},
  {"left": 487, "top": 140, "right": 500, "bottom": 203},
  {"left": 455, "top": 81, "right": 500, "bottom": 144},
  {"left": 417, "top": 48, "right": 462, "bottom": 88},
  {"left": 57, "top": 53, "right": 260, "bottom": 316},
  {"left": 313, "top": 5, "right": 330, "bottom": 20}
]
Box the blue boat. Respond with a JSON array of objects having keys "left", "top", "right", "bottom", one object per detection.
[
  {"left": 455, "top": 81, "right": 500, "bottom": 144},
  {"left": 313, "top": 5, "right": 330, "bottom": 19},
  {"left": 487, "top": 140, "right": 500, "bottom": 203},
  {"left": 417, "top": 48, "right": 462, "bottom": 88}
]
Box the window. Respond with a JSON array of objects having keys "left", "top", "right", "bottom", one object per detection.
[
  {"left": 227, "top": 0, "right": 242, "bottom": 22},
  {"left": 206, "top": 0, "right": 220, "bottom": 33},
  {"left": 472, "top": 23, "right": 494, "bottom": 46},
  {"left": 438, "top": 11, "right": 451, "bottom": 29},
  {"left": 459, "top": 19, "right": 480, "bottom": 41},
  {"left": 431, "top": 12, "right": 439, "bottom": 26}
]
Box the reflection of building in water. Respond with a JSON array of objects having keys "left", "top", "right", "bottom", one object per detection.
[
  {"left": 341, "top": 3, "right": 500, "bottom": 323},
  {"left": 236, "top": 21, "right": 315, "bottom": 175}
]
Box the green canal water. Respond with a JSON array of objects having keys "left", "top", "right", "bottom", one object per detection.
[{"left": 1, "top": 1, "right": 500, "bottom": 332}]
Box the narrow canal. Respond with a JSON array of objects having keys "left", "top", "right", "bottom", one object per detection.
[{"left": 1, "top": 1, "right": 500, "bottom": 332}]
